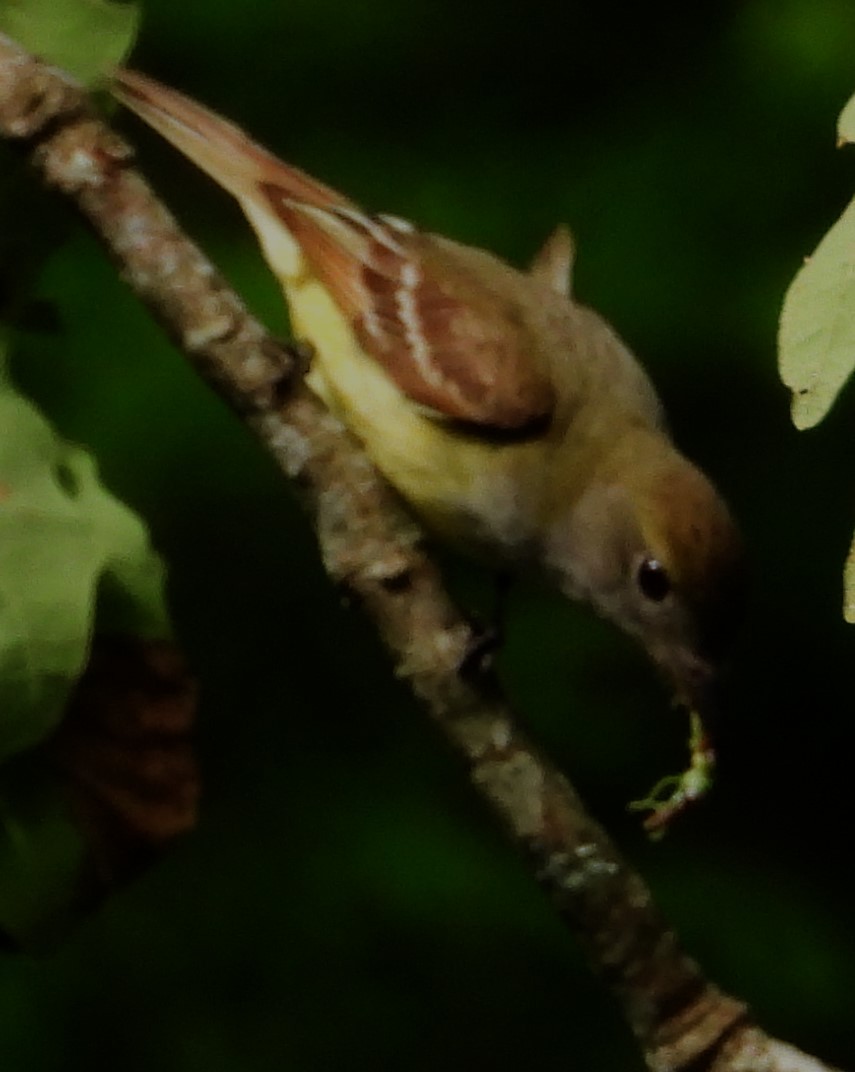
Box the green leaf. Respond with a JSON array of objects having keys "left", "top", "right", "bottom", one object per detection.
[
  {"left": 0, "top": 340, "right": 168, "bottom": 763},
  {"left": 778, "top": 194, "right": 855, "bottom": 429},
  {"left": 843, "top": 532, "right": 855, "bottom": 624},
  {"left": 838, "top": 91, "right": 855, "bottom": 146},
  {"left": 0, "top": 0, "right": 139, "bottom": 88},
  {"left": 0, "top": 753, "right": 88, "bottom": 949}
]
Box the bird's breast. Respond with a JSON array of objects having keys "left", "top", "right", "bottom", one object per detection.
[{"left": 290, "top": 275, "right": 547, "bottom": 564}]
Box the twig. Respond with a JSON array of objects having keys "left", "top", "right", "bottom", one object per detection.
[{"left": 0, "top": 33, "right": 843, "bottom": 1072}]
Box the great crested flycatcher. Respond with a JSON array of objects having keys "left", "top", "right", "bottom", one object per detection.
[{"left": 112, "top": 70, "right": 744, "bottom": 748}]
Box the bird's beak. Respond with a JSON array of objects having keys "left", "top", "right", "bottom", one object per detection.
[
  {"left": 631, "top": 643, "right": 721, "bottom": 834},
  {"left": 649, "top": 643, "right": 721, "bottom": 728}
]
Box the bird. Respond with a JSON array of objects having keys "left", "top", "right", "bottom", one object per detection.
[{"left": 111, "top": 70, "right": 744, "bottom": 763}]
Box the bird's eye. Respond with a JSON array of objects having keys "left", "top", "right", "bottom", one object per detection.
[{"left": 636, "top": 558, "right": 671, "bottom": 602}]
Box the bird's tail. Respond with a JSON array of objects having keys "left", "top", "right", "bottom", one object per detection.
[{"left": 112, "top": 69, "right": 352, "bottom": 212}]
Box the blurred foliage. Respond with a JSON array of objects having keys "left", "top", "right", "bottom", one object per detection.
[
  {"left": 779, "top": 91, "right": 855, "bottom": 621},
  {"left": 0, "top": 0, "right": 173, "bottom": 946},
  {"left": 2, "top": 1, "right": 855, "bottom": 1070},
  {"left": 779, "top": 193, "right": 855, "bottom": 434},
  {"left": 0, "top": 345, "right": 167, "bottom": 762},
  {"left": 0, "top": 0, "right": 139, "bottom": 87},
  {"left": 0, "top": 329, "right": 171, "bottom": 944},
  {"left": 0, "top": 754, "right": 87, "bottom": 949},
  {"left": 840, "top": 94, "right": 855, "bottom": 142}
]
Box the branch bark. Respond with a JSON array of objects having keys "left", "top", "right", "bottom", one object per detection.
[{"left": 0, "top": 33, "right": 843, "bottom": 1072}]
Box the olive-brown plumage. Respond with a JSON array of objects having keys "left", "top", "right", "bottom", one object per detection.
[{"left": 112, "top": 69, "right": 745, "bottom": 715}]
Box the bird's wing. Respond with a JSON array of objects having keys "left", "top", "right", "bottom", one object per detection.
[
  {"left": 266, "top": 195, "right": 556, "bottom": 429},
  {"left": 114, "top": 70, "right": 555, "bottom": 430}
]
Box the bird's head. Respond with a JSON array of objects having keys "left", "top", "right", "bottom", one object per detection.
[{"left": 544, "top": 429, "right": 745, "bottom": 715}]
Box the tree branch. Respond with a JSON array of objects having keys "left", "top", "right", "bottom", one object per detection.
[{"left": 0, "top": 33, "right": 843, "bottom": 1072}]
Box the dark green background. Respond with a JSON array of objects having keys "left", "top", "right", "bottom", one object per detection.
[{"left": 3, "top": 1, "right": 855, "bottom": 1068}]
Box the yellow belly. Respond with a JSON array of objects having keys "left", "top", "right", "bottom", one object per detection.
[{"left": 289, "top": 275, "right": 544, "bottom": 559}]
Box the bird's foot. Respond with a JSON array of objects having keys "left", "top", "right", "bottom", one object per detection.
[
  {"left": 457, "top": 573, "right": 511, "bottom": 677},
  {"left": 265, "top": 337, "right": 315, "bottom": 409},
  {"left": 291, "top": 338, "right": 316, "bottom": 377},
  {"left": 458, "top": 619, "right": 504, "bottom": 678}
]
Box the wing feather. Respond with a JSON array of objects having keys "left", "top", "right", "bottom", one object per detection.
[
  {"left": 115, "top": 69, "right": 555, "bottom": 431},
  {"left": 264, "top": 190, "right": 556, "bottom": 430}
]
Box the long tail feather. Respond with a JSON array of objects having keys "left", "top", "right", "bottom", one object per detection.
[{"left": 113, "top": 69, "right": 352, "bottom": 211}]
